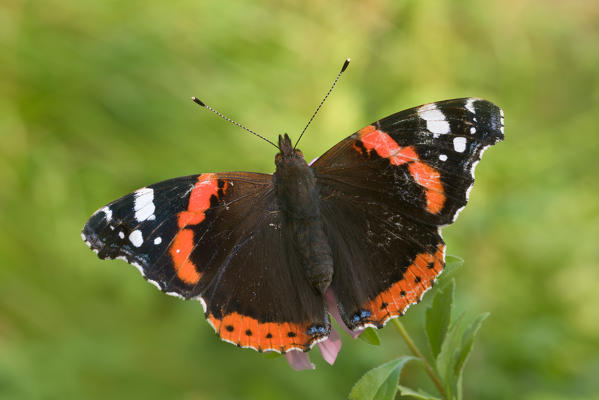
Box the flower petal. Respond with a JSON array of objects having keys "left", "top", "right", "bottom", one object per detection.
[
  {"left": 318, "top": 326, "right": 342, "bottom": 365},
  {"left": 324, "top": 288, "right": 366, "bottom": 339},
  {"left": 285, "top": 350, "right": 315, "bottom": 371}
]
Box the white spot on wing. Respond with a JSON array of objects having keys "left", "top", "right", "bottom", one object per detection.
[
  {"left": 453, "top": 137, "right": 467, "bottom": 153},
  {"left": 419, "top": 105, "right": 450, "bottom": 135},
  {"left": 100, "top": 206, "right": 112, "bottom": 221},
  {"left": 118, "top": 231, "right": 125, "bottom": 239},
  {"left": 134, "top": 188, "right": 156, "bottom": 222},
  {"left": 129, "top": 230, "right": 143, "bottom": 247},
  {"left": 465, "top": 98, "right": 476, "bottom": 114},
  {"left": 470, "top": 127, "right": 476, "bottom": 134},
  {"left": 153, "top": 237, "right": 162, "bottom": 245},
  {"left": 439, "top": 154, "right": 448, "bottom": 162}
]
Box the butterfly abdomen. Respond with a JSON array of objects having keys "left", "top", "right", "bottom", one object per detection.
[{"left": 274, "top": 135, "right": 334, "bottom": 294}]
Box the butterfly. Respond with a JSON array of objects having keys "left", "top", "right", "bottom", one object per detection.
[{"left": 82, "top": 62, "right": 504, "bottom": 355}]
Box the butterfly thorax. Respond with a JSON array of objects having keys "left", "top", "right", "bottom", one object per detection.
[{"left": 273, "top": 134, "right": 333, "bottom": 294}]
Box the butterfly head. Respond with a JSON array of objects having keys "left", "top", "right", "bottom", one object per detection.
[{"left": 275, "top": 134, "right": 304, "bottom": 165}]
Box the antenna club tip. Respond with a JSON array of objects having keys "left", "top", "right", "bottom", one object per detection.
[
  {"left": 341, "top": 58, "right": 351, "bottom": 72},
  {"left": 191, "top": 97, "right": 206, "bottom": 107}
]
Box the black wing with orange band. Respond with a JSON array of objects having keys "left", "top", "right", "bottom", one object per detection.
[
  {"left": 312, "top": 98, "right": 504, "bottom": 330},
  {"left": 82, "top": 172, "right": 329, "bottom": 353}
]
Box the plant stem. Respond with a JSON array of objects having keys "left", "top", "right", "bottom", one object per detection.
[{"left": 392, "top": 318, "right": 447, "bottom": 399}]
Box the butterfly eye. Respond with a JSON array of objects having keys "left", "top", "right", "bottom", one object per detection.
[
  {"left": 295, "top": 150, "right": 304, "bottom": 159},
  {"left": 275, "top": 153, "right": 282, "bottom": 164}
]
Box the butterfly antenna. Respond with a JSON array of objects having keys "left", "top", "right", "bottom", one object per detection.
[
  {"left": 294, "top": 58, "right": 350, "bottom": 149},
  {"left": 191, "top": 97, "right": 279, "bottom": 150}
]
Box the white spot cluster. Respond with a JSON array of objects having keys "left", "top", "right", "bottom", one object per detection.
[
  {"left": 434, "top": 101, "right": 503, "bottom": 226},
  {"left": 134, "top": 188, "right": 156, "bottom": 222},
  {"left": 453, "top": 137, "right": 467, "bottom": 153},
  {"left": 128, "top": 229, "right": 143, "bottom": 247},
  {"left": 419, "top": 105, "right": 450, "bottom": 137}
]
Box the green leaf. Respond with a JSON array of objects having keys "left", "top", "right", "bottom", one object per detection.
[
  {"left": 397, "top": 385, "right": 441, "bottom": 400},
  {"left": 445, "top": 255, "right": 464, "bottom": 270},
  {"left": 454, "top": 313, "right": 489, "bottom": 400},
  {"left": 435, "top": 255, "right": 464, "bottom": 291},
  {"left": 435, "top": 313, "right": 466, "bottom": 399},
  {"left": 358, "top": 327, "right": 381, "bottom": 346},
  {"left": 426, "top": 279, "right": 455, "bottom": 360},
  {"left": 349, "top": 356, "right": 416, "bottom": 400}
]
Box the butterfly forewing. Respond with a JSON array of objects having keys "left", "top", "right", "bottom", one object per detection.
[{"left": 313, "top": 98, "right": 503, "bottom": 225}]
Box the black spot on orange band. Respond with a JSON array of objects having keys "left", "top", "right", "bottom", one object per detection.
[
  {"left": 207, "top": 311, "right": 328, "bottom": 352},
  {"left": 358, "top": 244, "right": 445, "bottom": 327}
]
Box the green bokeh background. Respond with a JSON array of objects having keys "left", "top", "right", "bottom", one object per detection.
[{"left": 1, "top": 1, "right": 598, "bottom": 399}]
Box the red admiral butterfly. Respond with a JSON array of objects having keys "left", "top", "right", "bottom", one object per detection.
[{"left": 82, "top": 60, "right": 503, "bottom": 356}]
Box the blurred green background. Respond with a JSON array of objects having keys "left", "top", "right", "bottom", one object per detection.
[{"left": 1, "top": 0, "right": 598, "bottom": 399}]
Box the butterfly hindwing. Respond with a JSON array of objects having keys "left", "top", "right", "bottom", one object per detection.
[
  {"left": 82, "top": 172, "right": 330, "bottom": 352},
  {"left": 312, "top": 98, "right": 503, "bottom": 329},
  {"left": 318, "top": 187, "right": 446, "bottom": 329}
]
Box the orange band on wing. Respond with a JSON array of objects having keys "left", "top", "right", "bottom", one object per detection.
[
  {"left": 169, "top": 228, "right": 201, "bottom": 285},
  {"left": 169, "top": 174, "right": 226, "bottom": 285},
  {"left": 207, "top": 312, "right": 327, "bottom": 352},
  {"left": 407, "top": 162, "right": 445, "bottom": 214},
  {"left": 360, "top": 244, "right": 445, "bottom": 325},
  {"left": 177, "top": 173, "right": 220, "bottom": 228},
  {"left": 358, "top": 125, "right": 446, "bottom": 214}
]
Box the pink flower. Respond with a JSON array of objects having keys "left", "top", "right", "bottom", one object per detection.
[{"left": 284, "top": 289, "right": 365, "bottom": 371}]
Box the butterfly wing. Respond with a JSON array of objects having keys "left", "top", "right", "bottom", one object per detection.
[
  {"left": 311, "top": 98, "right": 504, "bottom": 329},
  {"left": 82, "top": 172, "right": 329, "bottom": 352}
]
